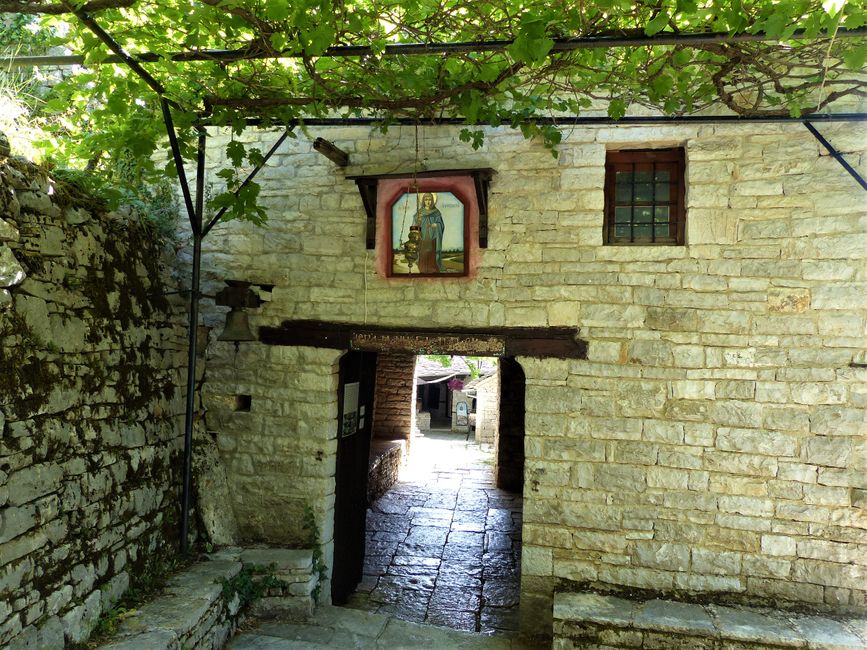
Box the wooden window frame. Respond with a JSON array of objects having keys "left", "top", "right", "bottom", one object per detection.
[{"left": 603, "top": 148, "right": 686, "bottom": 246}]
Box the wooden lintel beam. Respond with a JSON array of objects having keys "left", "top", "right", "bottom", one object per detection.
[
  {"left": 313, "top": 137, "right": 350, "bottom": 167},
  {"left": 259, "top": 320, "right": 587, "bottom": 359}
]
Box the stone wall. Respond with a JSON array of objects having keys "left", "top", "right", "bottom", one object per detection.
[
  {"left": 201, "top": 344, "right": 342, "bottom": 594},
  {"left": 192, "top": 121, "right": 866, "bottom": 623},
  {"left": 367, "top": 440, "right": 404, "bottom": 504},
  {"left": 371, "top": 352, "right": 416, "bottom": 442},
  {"left": 0, "top": 158, "right": 187, "bottom": 648},
  {"left": 474, "top": 372, "right": 500, "bottom": 446}
]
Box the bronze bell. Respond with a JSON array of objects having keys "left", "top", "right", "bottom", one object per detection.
[
  {"left": 218, "top": 307, "right": 256, "bottom": 342},
  {"left": 215, "top": 280, "right": 262, "bottom": 344}
]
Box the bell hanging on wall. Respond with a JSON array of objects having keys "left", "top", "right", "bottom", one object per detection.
[
  {"left": 218, "top": 307, "right": 256, "bottom": 342},
  {"left": 403, "top": 225, "right": 421, "bottom": 272},
  {"left": 215, "top": 280, "right": 263, "bottom": 344}
]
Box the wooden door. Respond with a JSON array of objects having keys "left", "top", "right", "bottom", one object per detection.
[{"left": 331, "top": 350, "right": 377, "bottom": 605}]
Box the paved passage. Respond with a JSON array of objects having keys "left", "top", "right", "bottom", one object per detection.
[
  {"left": 228, "top": 432, "right": 529, "bottom": 649},
  {"left": 346, "top": 431, "right": 523, "bottom": 634},
  {"left": 227, "top": 605, "right": 532, "bottom": 649}
]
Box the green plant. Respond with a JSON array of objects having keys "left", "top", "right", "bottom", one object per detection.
[
  {"left": 71, "top": 549, "right": 189, "bottom": 649},
  {"left": 48, "top": 168, "right": 180, "bottom": 243},
  {"left": 9, "top": 0, "right": 866, "bottom": 226},
  {"left": 219, "top": 563, "right": 287, "bottom": 610},
  {"left": 303, "top": 505, "right": 327, "bottom": 604},
  {"left": 88, "top": 606, "right": 132, "bottom": 641}
]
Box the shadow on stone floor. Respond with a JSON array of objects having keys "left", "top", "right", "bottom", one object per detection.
[{"left": 344, "top": 432, "right": 523, "bottom": 635}]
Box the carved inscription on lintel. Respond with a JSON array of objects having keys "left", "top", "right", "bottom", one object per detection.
[{"left": 351, "top": 332, "right": 505, "bottom": 356}]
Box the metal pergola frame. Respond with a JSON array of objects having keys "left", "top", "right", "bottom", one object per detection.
[
  {"left": 12, "top": 8, "right": 866, "bottom": 555},
  {"left": 10, "top": 26, "right": 867, "bottom": 67}
]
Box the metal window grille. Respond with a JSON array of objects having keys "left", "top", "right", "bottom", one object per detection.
[{"left": 604, "top": 148, "right": 686, "bottom": 245}]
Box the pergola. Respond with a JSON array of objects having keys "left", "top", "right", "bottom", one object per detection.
[{"left": 5, "top": 1, "right": 866, "bottom": 554}]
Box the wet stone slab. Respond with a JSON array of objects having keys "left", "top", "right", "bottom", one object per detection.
[
  {"left": 483, "top": 580, "right": 520, "bottom": 608},
  {"left": 792, "top": 615, "right": 866, "bottom": 649},
  {"left": 405, "top": 526, "right": 449, "bottom": 546},
  {"left": 353, "top": 433, "right": 523, "bottom": 634},
  {"left": 634, "top": 599, "right": 715, "bottom": 635},
  {"left": 367, "top": 512, "right": 411, "bottom": 533},
  {"left": 710, "top": 604, "right": 802, "bottom": 645},
  {"left": 448, "top": 531, "right": 486, "bottom": 548},
  {"left": 485, "top": 532, "right": 513, "bottom": 552},
  {"left": 430, "top": 586, "right": 482, "bottom": 612},
  {"left": 486, "top": 509, "right": 514, "bottom": 530},
  {"left": 426, "top": 608, "right": 478, "bottom": 631},
  {"left": 554, "top": 593, "right": 867, "bottom": 650}
]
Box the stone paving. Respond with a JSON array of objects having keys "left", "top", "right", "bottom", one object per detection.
[
  {"left": 227, "top": 605, "right": 533, "bottom": 649},
  {"left": 345, "top": 430, "right": 524, "bottom": 635},
  {"left": 227, "top": 432, "right": 530, "bottom": 649}
]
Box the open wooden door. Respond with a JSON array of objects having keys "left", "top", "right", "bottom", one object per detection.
[{"left": 331, "top": 350, "right": 377, "bottom": 605}]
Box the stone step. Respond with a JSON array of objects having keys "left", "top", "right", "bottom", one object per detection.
[{"left": 553, "top": 593, "right": 867, "bottom": 650}]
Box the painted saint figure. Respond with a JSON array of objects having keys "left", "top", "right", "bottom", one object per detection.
[{"left": 413, "top": 192, "right": 445, "bottom": 273}]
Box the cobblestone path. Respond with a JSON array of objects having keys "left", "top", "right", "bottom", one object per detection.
[{"left": 345, "top": 431, "right": 523, "bottom": 635}]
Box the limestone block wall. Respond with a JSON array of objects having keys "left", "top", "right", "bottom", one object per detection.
[
  {"left": 474, "top": 372, "right": 500, "bottom": 446},
  {"left": 191, "top": 121, "right": 866, "bottom": 624},
  {"left": 200, "top": 343, "right": 342, "bottom": 593},
  {"left": 0, "top": 158, "right": 187, "bottom": 648}
]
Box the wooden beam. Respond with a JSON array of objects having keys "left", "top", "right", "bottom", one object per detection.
[
  {"left": 259, "top": 320, "right": 587, "bottom": 359},
  {"left": 353, "top": 179, "right": 378, "bottom": 249},
  {"left": 313, "top": 137, "right": 350, "bottom": 167}
]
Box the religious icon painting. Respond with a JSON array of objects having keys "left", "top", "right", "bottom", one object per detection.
[{"left": 389, "top": 189, "right": 467, "bottom": 277}]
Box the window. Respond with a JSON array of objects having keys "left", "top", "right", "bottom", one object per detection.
[{"left": 604, "top": 148, "right": 685, "bottom": 245}]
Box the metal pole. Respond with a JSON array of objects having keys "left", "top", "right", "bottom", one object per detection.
[
  {"left": 803, "top": 121, "right": 867, "bottom": 192},
  {"left": 180, "top": 128, "right": 207, "bottom": 555},
  {"left": 8, "top": 26, "right": 867, "bottom": 68},
  {"left": 202, "top": 129, "right": 293, "bottom": 237},
  {"left": 228, "top": 112, "right": 867, "bottom": 128}
]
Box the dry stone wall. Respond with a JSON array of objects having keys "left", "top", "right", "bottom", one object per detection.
[
  {"left": 192, "top": 121, "right": 866, "bottom": 626},
  {"left": 0, "top": 158, "right": 187, "bottom": 649}
]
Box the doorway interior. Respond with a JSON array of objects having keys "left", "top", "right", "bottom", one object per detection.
[{"left": 332, "top": 352, "right": 526, "bottom": 634}]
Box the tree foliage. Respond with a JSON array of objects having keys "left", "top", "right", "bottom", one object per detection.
[{"left": 2, "top": 0, "right": 865, "bottom": 224}]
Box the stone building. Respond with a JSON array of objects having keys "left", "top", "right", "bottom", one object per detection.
[
  {"left": 191, "top": 120, "right": 867, "bottom": 634},
  {"left": 2, "top": 115, "right": 866, "bottom": 647}
]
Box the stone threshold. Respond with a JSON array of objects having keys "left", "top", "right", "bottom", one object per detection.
[{"left": 554, "top": 592, "right": 867, "bottom": 650}]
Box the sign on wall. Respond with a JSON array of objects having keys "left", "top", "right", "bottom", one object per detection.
[
  {"left": 346, "top": 168, "right": 495, "bottom": 279},
  {"left": 390, "top": 190, "right": 467, "bottom": 276}
]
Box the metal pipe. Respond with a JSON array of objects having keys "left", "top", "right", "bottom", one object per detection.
[
  {"left": 8, "top": 27, "right": 867, "bottom": 68},
  {"left": 202, "top": 128, "right": 293, "bottom": 236},
  {"left": 161, "top": 99, "right": 199, "bottom": 229},
  {"left": 70, "top": 5, "right": 208, "bottom": 557},
  {"left": 69, "top": 9, "right": 182, "bottom": 112},
  {"left": 227, "top": 112, "right": 867, "bottom": 128},
  {"left": 803, "top": 121, "right": 867, "bottom": 192},
  {"left": 180, "top": 128, "right": 207, "bottom": 556}
]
